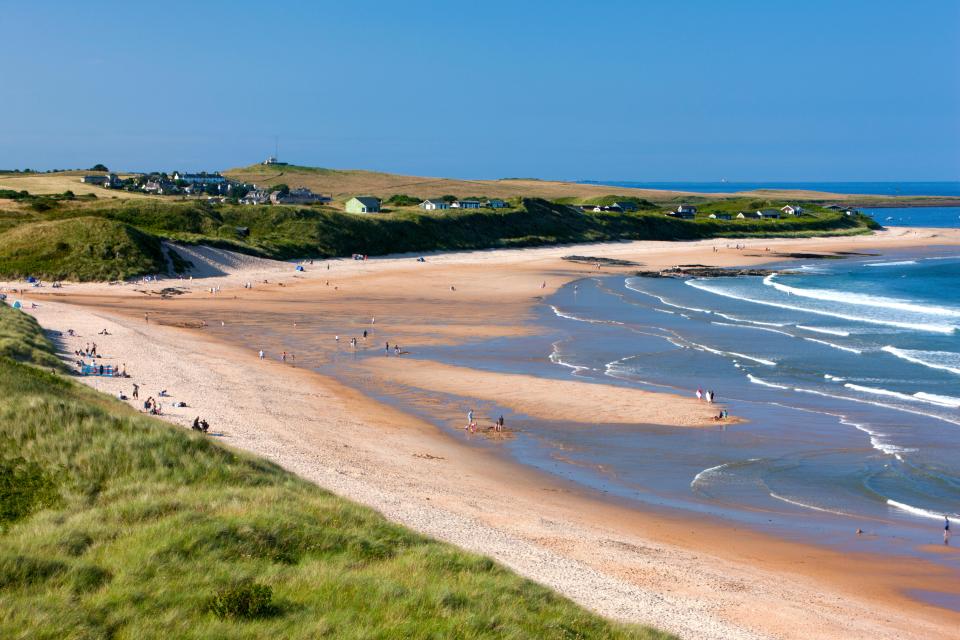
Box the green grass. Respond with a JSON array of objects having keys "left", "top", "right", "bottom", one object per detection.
[
  {"left": 0, "top": 305, "right": 670, "bottom": 639},
  {"left": 0, "top": 195, "right": 879, "bottom": 281},
  {"left": 0, "top": 216, "right": 167, "bottom": 281}
]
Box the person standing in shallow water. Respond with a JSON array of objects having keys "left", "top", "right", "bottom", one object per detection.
[{"left": 946, "top": 516, "right": 951, "bottom": 545}]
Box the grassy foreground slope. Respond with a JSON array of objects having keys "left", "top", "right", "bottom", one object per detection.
[{"left": 0, "top": 304, "right": 668, "bottom": 640}]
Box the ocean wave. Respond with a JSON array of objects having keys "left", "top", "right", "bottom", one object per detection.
[
  {"left": 747, "top": 374, "right": 788, "bottom": 389},
  {"left": 914, "top": 392, "right": 960, "bottom": 408},
  {"left": 865, "top": 260, "right": 917, "bottom": 267},
  {"left": 624, "top": 280, "right": 714, "bottom": 315},
  {"left": 792, "top": 387, "right": 960, "bottom": 427},
  {"left": 846, "top": 420, "right": 917, "bottom": 456},
  {"left": 690, "top": 458, "right": 761, "bottom": 489},
  {"left": 881, "top": 346, "right": 960, "bottom": 376},
  {"left": 549, "top": 305, "right": 624, "bottom": 326},
  {"left": 712, "top": 311, "right": 790, "bottom": 327},
  {"left": 687, "top": 279, "right": 957, "bottom": 334},
  {"left": 803, "top": 337, "right": 863, "bottom": 354},
  {"left": 886, "top": 499, "right": 956, "bottom": 520},
  {"left": 769, "top": 492, "right": 851, "bottom": 517},
  {"left": 844, "top": 383, "right": 960, "bottom": 409},
  {"left": 764, "top": 273, "right": 960, "bottom": 318},
  {"left": 823, "top": 374, "right": 846, "bottom": 382},
  {"left": 796, "top": 324, "right": 850, "bottom": 337},
  {"left": 688, "top": 341, "right": 776, "bottom": 366},
  {"left": 710, "top": 321, "right": 793, "bottom": 336}
]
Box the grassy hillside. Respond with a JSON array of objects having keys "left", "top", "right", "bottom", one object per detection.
[
  {"left": 0, "top": 197, "right": 879, "bottom": 280},
  {"left": 0, "top": 305, "right": 668, "bottom": 639},
  {"left": 0, "top": 217, "right": 168, "bottom": 281}
]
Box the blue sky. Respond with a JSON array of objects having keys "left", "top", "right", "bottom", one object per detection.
[{"left": 1, "top": 1, "right": 958, "bottom": 180}]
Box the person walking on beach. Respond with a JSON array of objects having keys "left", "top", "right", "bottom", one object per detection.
[
  {"left": 144, "top": 312, "right": 149, "bottom": 324},
  {"left": 466, "top": 409, "right": 474, "bottom": 430},
  {"left": 946, "top": 516, "right": 951, "bottom": 545},
  {"left": 281, "top": 351, "right": 287, "bottom": 362},
  {"left": 696, "top": 387, "right": 703, "bottom": 401},
  {"left": 258, "top": 349, "right": 264, "bottom": 360},
  {"left": 132, "top": 383, "right": 139, "bottom": 400},
  {"left": 385, "top": 341, "right": 390, "bottom": 355}
]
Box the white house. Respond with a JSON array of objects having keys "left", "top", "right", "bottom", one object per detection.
[
  {"left": 676, "top": 204, "right": 697, "bottom": 215},
  {"left": 451, "top": 200, "right": 481, "bottom": 209},
  {"left": 781, "top": 205, "right": 804, "bottom": 216},
  {"left": 172, "top": 172, "right": 227, "bottom": 185},
  {"left": 419, "top": 199, "right": 450, "bottom": 210},
  {"left": 708, "top": 212, "right": 732, "bottom": 220}
]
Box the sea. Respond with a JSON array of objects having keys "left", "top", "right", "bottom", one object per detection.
[{"left": 580, "top": 180, "right": 960, "bottom": 197}]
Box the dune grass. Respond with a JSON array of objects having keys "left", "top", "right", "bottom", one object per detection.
[
  {"left": 0, "top": 195, "right": 878, "bottom": 281},
  {"left": 0, "top": 217, "right": 167, "bottom": 281},
  {"left": 0, "top": 306, "right": 670, "bottom": 639}
]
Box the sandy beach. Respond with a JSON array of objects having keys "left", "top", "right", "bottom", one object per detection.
[{"left": 13, "top": 228, "right": 960, "bottom": 640}]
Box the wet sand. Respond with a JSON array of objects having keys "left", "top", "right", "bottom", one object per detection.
[{"left": 13, "top": 229, "right": 960, "bottom": 640}]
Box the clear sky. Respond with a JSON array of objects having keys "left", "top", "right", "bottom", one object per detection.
[{"left": 1, "top": 0, "right": 958, "bottom": 181}]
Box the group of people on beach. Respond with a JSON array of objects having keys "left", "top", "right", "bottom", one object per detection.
[
  {"left": 191, "top": 416, "right": 210, "bottom": 433},
  {"left": 696, "top": 387, "right": 717, "bottom": 403},
  {"left": 464, "top": 408, "right": 506, "bottom": 434}
]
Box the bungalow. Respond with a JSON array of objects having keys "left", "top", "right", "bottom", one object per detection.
[
  {"left": 104, "top": 173, "right": 123, "bottom": 188},
  {"left": 736, "top": 211, "right": 761, "bottom": 219},
  {"left": 345, "top": 196, "right": 381, "bottom": 214},
  {"left": 419, "top": 199, "right": 450, "bottom": 211},
  {"left": 172, "top": 171, "right": 227, "bottom": 185},
  {"left": 451, "top": 200, "right": 481, "bottom": 209},
  {"left": 757, "top": 209, "right": 781, "bottom": 219},
  {"left": 824, "top": 204, "right": 845, "bottom": 211},
  {"left": 486, "top": 199, "right": 508, "bottom": 208},
  {"left": 668, "top": 205, "right": 696, "bottom": 220},
  {"left": 613, "top": 201, "right": 639, "bottom": 212},
  {"left": 708, "top": 212, "right": 732, "bottom": 220},
  {"left": 270, "top": 188, "right": 332, "bottom": 205},
  {"left": 676, "top": 204, "right": 697, "bottom": 215},
  {"left": 143, "top": 180, "right": 179, "bottom": 195},
  {"left": 80, "top": 175, "right": 108, "bottom": 185},
  {"left": 781, "top": 205, "right": 804, "bottom": 216}
]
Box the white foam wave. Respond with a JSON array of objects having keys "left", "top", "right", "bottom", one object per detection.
[
  {"left": 844, "top": 383, "right": 916, "bottom": 403},
  {"left": 689, "top": 341, "right": 776, "bottom": 366},
  {"left": 653, "top": 308, "right": 675, "bottom": 315},
  {"left": 747, "top": 374, "right": 788, "bottom": 389},
  {"left": 792, "top": 387, "right": 960, "bottom": 427},
  {"left": 803, "top": 337, "right": 863, "bottom": 354},
  {"left": 764, "top": 273, "right": 960, "bottom": 318},
  {"left": 914, "top": 392, "right": 960, "bottom": 408},
  {"left": 769, "top": 492, "right": 850, "bottom": 516},
  {"left": 690, "top": 458, "right": 761, "bottom": 488},
  {"left": 549, "top": 305, "right": 624, "bottom": 326},
  {"left": 796, "top": 324, "right": 850, "bottom": 337},
  {"left": 882, "top": 346, "right": 960, "bottom": 376},
  {"left": 847, "top": 420, "right": 916, "bottom": 456},
  {"left": 711, "top": 321, "right": 793, "bottom": 336},
  {"left": 866, "top": 260, "right": 917, "bottom": 267},
  {"left": 886, "top": 499, "right": 955, "bottom": 520},
  {"left": 687, "top": 279, "right": 956, "bottom": 334},
  {"left": 712, "top": 311, "right": 789, "bottom": 327},
  {"left": 624, "top": 281, "right": 713, "bottom": 315},
  {"left": 823, "top": 374, "right": 846, "bottom": 382}
]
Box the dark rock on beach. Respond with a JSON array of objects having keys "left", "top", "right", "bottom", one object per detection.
[
  {"left": 634, "top": 266, "right": 785, "bottom": 278},
  {"left": 563, "top": 255, "right": 641, "bottom": 267}
]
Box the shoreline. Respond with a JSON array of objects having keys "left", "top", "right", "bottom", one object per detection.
[{"left": 13, "top": 229, "right": 960, "bottom": 639}]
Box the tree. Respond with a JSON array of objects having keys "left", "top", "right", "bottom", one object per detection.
[
  {"left": 89, "top": 164, "right": 109, "bottom": 172},
  {"left": 272, "top": 183, "right": 290, "bottom": 195}
]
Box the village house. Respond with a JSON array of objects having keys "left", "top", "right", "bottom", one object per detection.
[
  {"left": 270, "top": 188, "right": 331, "bottom": 205},
  {"left": 451, "top": 200, "right": 481, "bottom": 209},
  {"left": 419, "top": 199, "right": 450, "bottom": 210},
  {"left": 345, "top": 196, "right": 381, "bottom": 214},
  {"left": 757, "top": 208, "right": 781, "bottom": 219},
  {"left": 613, "top": 201, "right": 639, "bottom": 212},
  {"left": 668, "top": 204, "right": 697, "bottom": 219},
  {"left": 781, "top": 205, "right": 804, "bottom": 216},
  {"left": 736, "top": 211, "right": 761, "bottom": 219},
  {"left": 103, "top": 173, "right": 123, "bottom": 188},
  {"left": 80, "top": 175, "right": 108, "bottom": 185},
  {"left": 143, "top": 179, "right": 179, "bottom": 195},
  {"left": 708, "top": 212, "right": 732, "bottom": 220},
  {"left": 486, "top": 199, "right": 508, "bottom": 208},
  {"left": 240, "top": 189, "right": 270, "bottom": 205}
]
